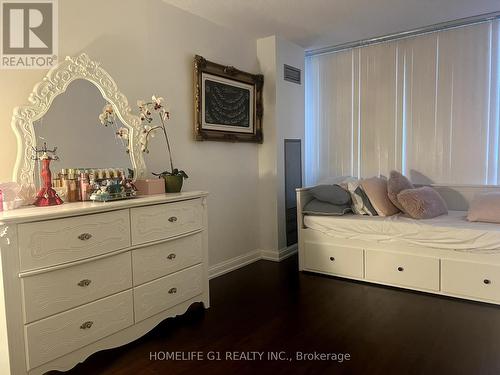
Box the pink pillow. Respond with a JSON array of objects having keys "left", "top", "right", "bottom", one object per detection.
[
  {"left": 397, "top": 186, "right": 448, "bottom": 219},
  {"left": 361, "top": 176, "right": 400, "bottom": 216},
  {"left": 467, "top": 193, "right": 500, "bottom": 223},
  {"left": 387, "top": 170, "right": 414, "bottom": 212}
]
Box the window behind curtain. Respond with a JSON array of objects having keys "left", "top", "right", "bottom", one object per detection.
[{"left": 305, "top": 20, "right": 500, "bottom": 186}]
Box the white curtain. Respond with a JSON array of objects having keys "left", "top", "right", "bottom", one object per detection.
[
  {"left": 402, "top": 21, "right": 500, "bottom": 184},
  {"left": 305, "top": 49, "right": 356, "bottom": 185},
  {"left": 359, "top": 42, "right": 402, "bottom": 178},
  {"left": 306, "top": 20, "right": 500, "bottom": 186}
]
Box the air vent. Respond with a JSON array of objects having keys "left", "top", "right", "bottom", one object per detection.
[{"left": 284, "top": 64, "right": 301, "bottom": 84}]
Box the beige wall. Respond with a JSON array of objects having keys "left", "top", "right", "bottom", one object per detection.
[{"left": 0, "top": 0, "right": 261, "bottom": 266}]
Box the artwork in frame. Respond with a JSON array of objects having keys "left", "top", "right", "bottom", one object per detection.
[{"left": 194, "top": 55, "right": 263, "bottom": 143}]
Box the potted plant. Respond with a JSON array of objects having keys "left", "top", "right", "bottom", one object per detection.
[
  {"left": 138, "top": 96, "right": 188, "bottom": 193},
  {"left": 102, "top": 95, "right": 188, "bottom": 193}
]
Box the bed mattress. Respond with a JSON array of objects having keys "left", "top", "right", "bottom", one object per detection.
[{"left": 303, "top": 211, "right": 500, "bottom": 253}]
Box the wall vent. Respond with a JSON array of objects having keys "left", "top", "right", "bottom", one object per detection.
[{"left": 284, "top": 64, "right": 301, "bottom": 84}]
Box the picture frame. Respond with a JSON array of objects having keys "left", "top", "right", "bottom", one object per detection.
[{"left": 194, "top": 55, "right": 264, "bottom": 143}]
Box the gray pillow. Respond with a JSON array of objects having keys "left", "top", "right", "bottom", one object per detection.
[
  {"left": 303, "top": 199, "right": 352, "bottom": 216},
  {"left": 309, "top": 185, "right": 351, "bottom": 206}
]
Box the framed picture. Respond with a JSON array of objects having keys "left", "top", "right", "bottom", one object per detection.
[{"left": 194, "top": 55, "right": 263, "bottom": 143}]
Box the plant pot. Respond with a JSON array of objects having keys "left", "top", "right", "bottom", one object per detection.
[{"left": 163, "top": 175, "right": 183, "bottom": 193}]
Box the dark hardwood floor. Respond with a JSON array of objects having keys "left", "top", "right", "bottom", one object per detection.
[{"left": 55, "top": 255, "right": 500, "bottom": 375}]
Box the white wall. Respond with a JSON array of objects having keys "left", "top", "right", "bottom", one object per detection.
[
  {"left": 0, "top": 0, "right": 261, "bottom": 267},
  {"left": 257, "top": 36, "right": 305, "bottom": 254},
  {"left": 276, "top": 38, "right": 305, "bottom": 249},
  {"left": 256, "top": 37, "right": 279, "bottom": 253}
]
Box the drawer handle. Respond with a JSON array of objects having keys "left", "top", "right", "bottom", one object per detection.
[
  {"left": 168, "top": 216, "right": 178, "bottom": 223},
  {"left": 484, "top": 279, "right": 491, "bottom": 285},
  {"left": 329, "top": 256, "right": 335, "bottom": 262},
  {"left": 77, "top": 279, "right": 92, "bottom": 287},
  {"left": 78, "top": 233, "right": 92, "bottom": 241},
  {"left": 168, "top": 287, "right": 177, "bottom": 294},
  {"left": 167, "top": 253, "right": 176, "bottom": 260},
  {"left": 397, "top": 266, "right": 404, "bottom": 272},
  {"left": 80, "top": 321, "right": 93, "bottom": 330}
]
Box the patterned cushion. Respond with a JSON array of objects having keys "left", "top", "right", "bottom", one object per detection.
[{"left": 346, "top": 180, "right": 378, "bottom": 216}]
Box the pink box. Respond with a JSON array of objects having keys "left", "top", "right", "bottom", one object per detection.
[{"left": 134, "top": 179, "right": 165, "bottom": 195}]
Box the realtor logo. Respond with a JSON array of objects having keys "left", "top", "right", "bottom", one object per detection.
[{"left": 1, "top": 0, "right": 58, "bottom": 69}]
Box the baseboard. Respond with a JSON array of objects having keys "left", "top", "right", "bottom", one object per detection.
[
  {"left": 208, "top": 244, "right": 298, "bottom": 279},
  {"left": 208, "top": 249, "right": 262, "bottom": 279},
  {"left": 261, "top": 244, "right": 298, "bottom": 262}
]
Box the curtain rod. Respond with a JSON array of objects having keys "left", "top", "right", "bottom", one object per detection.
[{"left": 306, "top": 11, "right": 500, "bottom": 57}]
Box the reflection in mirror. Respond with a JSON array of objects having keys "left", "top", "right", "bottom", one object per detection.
[{"left": 33, "top": 79, "right": 131, "bottom": 189}]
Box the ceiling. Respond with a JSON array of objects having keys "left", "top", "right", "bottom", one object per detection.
[{"left": 163, "top": 0, "right": 499, "bottom": 50}]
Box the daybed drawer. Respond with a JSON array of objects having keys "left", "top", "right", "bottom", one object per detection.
[
  {"left": 25, "top": 290, "right": 133, "bottom": 370},
  {"left": 132, "top": 232, "right": 203, "bottom": 285},
  {"left": 365, "top": 250, "right": 439, "bottom": 291},
  {"left": 304, "top": 242, "right": 363, "bottom": 278},
  {"left": 441, "top": 260, "right": 500, "bottom": 303},
  {"left": 130, "top": 199, "right": 203, "bottom": 245},
  {"left": 18, "top": 210, "right": 131, "bottom": 271},
  {"left": 134, "top": 264, "right": 203, "bottom": 322},
  {"left": 23, "top": 252, "right": 132, "bottom": 323}
]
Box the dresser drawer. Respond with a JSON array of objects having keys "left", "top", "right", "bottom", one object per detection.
[
  {"left": 134, "top": 264, "right": 203, "bottom": 322},
  {"left": 441, "top": 259, "right": 500, "bottom": 303},
  {"left": 25, "top": 290, "right": 133, "bottom": 370},
  {"left": 132, "top": 233, "right": 203, "bottom": 285},
  {"left": 23, "top": 252, "right": 132, "bottom": 323},
  {"left": 18, "top": 210, "right": 131, "bottom": 271},
  {"left": 130, "top": 199, "right": 203, "bottom": 245},
  {"left": 304, "top": 242, "right": 363, "bottom": 278},
  {"left": 365, "top": 250, "right": 439, "bottom": 291}
]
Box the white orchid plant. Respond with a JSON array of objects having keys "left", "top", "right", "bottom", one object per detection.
[{"left": 98, "top": 95, "right": 188, "bottom": 180}]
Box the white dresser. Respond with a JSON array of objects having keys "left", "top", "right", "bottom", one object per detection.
[{"left": 0, "top": 191, "right": 209, "bottom": 375}]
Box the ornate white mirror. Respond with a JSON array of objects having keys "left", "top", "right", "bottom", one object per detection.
[{"left": 11, "top": 53, "right": 147, "bottom": 195}]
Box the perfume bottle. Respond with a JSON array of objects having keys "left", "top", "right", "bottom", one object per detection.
[
  {"left": 67, "top": 171, "right": 78, "bottom": 202},
  {"left": 80, "top": 172, "right": 90, "bottom": 201}
]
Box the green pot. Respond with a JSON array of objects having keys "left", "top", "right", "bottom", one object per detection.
[{"left": 163, "top": 175, "right": 183, "bottom": 193}]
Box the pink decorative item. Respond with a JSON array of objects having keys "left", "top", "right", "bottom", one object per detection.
[
  {"left": 387, "top": 170, "right": 414, "bottom": 212},
  {"left": 397, "top": 186, "right": 448, "bottom": 219},
  {"left": 33, "top": 143, "right": 63, "bottom": 207},
  {"left": 0, "top": 189, "right": 3, "bottom": 212},
  {"left": 467, "top": 192, "right": 500, "bottom": 223},
  {"left": 134, "top": 179, "right": 165, "bottom": 195}
]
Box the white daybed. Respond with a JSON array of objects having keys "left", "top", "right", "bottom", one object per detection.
[{"left": 297, "top": 185, "right": 500, "bottom": 305}]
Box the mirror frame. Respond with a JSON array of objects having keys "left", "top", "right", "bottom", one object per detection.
[{"left": 11, "top": 53, "right": 147, "bottom": 191}]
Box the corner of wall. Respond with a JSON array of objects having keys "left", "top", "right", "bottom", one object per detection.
[{"left": 256, "top": 35, "right": 305, "bottom": 253}]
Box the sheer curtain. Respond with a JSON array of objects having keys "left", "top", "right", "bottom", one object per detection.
[
  {"left": 359, "top": 42, "right": 402, "bottom": 178},
  {"left": 305, "top": 20, "right": 500, "bottom": 186},
  {"left": 402, "top": 21, "right": 500, "bottom": 184},
  {"left": 305, "top": 49, "right": 356, "bottom": 185}
]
